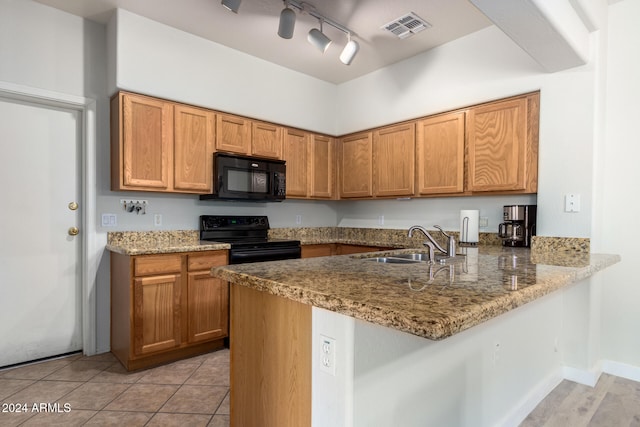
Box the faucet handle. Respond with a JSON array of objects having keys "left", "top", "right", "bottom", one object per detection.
[{"left": 434, "top": 225, "right": 450, "bottom": 237}]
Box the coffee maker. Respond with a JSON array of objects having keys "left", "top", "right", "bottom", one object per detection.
[{"left": 498, "top": 205, "right": 537, "bottom": 247}]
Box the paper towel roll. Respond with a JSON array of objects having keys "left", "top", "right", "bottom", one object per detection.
[{"left": 460, "top": 210, "right": 479, "bottom": 244}]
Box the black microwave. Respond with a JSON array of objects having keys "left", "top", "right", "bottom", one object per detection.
[{"left": 200, "top": 153, "right": 286, "bottom": 201}]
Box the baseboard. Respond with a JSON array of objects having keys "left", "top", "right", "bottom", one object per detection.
[
  {"left": 602, "top": 359, "right": 640, "bottom": 382},
  {"left": 497, "top": 370, "right": 564, "bottom": 427},
  {"left": 562, "top": 362, "right": 603, "bottom": 387}
]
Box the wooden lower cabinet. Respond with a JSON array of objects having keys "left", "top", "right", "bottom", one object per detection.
[
  {"left": 231, "top": 284, "right": 311, "bottom": 427},
  {"left": 111, "top": 250, "right": 229, "bottom": 371}
]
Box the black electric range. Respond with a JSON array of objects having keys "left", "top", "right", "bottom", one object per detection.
[{"left": 199, "top": 215, "right": 301, "bottom": 264}]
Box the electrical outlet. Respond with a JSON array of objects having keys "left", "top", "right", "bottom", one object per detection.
[
  {"left": 565, "top": 194, "right": 581, "bottom": 212},
  {"left": 154, "top": 214, "right": 162, "bottom": 227},
  {"left": 319, "top": 334, "right": 336, "bottom": 376},
  {"left": 296, "top": 215, "right": 302, "bottom": 225},
  {"left": 378, "top": 215, "right": 384, "bottom": 225},
  {"left": 479, "top": 217, "right": 489, "bottom": 228}
]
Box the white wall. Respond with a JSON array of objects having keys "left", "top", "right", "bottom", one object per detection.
[{"left": 600, "top": 0, "right": 640, "bottom": 369}]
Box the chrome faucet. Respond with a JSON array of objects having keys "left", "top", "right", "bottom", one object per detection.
[{"left": 408, "top": 225, "right": 457, "bottom": 258}]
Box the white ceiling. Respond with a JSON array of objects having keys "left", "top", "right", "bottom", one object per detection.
[{"left": 34, "top": 0, "right": 493, "bottom": 84}]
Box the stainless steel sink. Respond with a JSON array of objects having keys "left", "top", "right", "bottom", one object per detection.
[
  {"left": 392, "top": 253, "right": 431, "bottom": 262},
  {"left": 364, "top": 257, "right": 420, "bottom": 264}
]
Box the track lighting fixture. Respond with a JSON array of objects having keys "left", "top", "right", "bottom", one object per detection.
[
  {"left": 221, "top": 0, "right": 241, "bottom": 14},
  {"left": 276, "top": 0, "right": 359, "bottom": 65},
  {"left": 278, "top": 3, "right": 296, "bottom": 39},
  {"left": 339, "top": 33, "right": 359, "bottom": 65},
  {"left": 308, "top": 20, "right": 332, "bottom": 53}
]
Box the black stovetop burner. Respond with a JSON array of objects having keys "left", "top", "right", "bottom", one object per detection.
[{"left": 199, "top": 215, "right": 301, "bottom": 264}]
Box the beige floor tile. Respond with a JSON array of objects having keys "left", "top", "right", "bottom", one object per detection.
[
  {"left": 520, "top": 380, "right": 576, "bottom": 426},
  {"left": 21, "top": 409, "right": 96, "bottom": 426},
  {"left": 208, "top": 414, "right": 230, "bottom": 427},
  {"left": 88, "top": 362, "right": 147, "bottom": 384},
  {"left": 186, "top": 363, "right": 230, "bottom": 386},
  {"left": 0, "top": 409, "right": 37, "bottom": 427},
  {"left": 43, "top": 360, "right": 116, "bottom": 382},
  {"left": 78, "top": 352, "right": 118, "bottom": 363},
  {"left": 7, "top": 380, "right": 83, "bottom": 404},
  {"left": 103, "top": 383, "right": 178, "bottom": 412},
  {"left": 83, "top": 410, "right": 153, "bottom": 426},
  {"left": 216, "top": 391, "right": 230, "bottom": 415},
  {"left": 56, "top": 382, "right": 131, "bottom": 411},
  {"left": 147, "top": 412, "right": 212, "bottom": 426},
  {"left": 137, "top": 362, "right": 200, "bottom": 385},
  {"left": 202, "top": 349, "right": 230, "bottom": 366},
  {"left": 159, "top": 385, "right": 227, "bottom": 415},
  {"left": 0, "top": 358, "right": 73, "bottom": 381},
  {"left": 0, "top": 378, "right": 35, "bottom": 400}
]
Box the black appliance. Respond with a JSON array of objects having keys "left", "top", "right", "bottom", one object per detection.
[
  {"left": 200, "top": 215, "right": 301, "bottom": 264},
  {"left": 200, "top": 153, "right": 286, "bottom": 202}
]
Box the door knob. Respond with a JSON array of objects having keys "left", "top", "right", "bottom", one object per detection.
[{"left": 68, "top": 227, "right": 79, "bottom": 236}]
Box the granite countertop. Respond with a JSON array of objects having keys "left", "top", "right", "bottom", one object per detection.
[
  {"left": 211, "top": 246, "right": 620, "bottom": 340},
  {"left": 106, "top": 230, "right": 230, "bottom": 255}
]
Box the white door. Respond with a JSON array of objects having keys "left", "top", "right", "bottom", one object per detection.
[{"left": 0, "top": 97, "right": 82, "bottom": 367}]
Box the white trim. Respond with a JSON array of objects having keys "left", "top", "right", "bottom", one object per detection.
[
  {"left": 602, "top": 359, "right": 640, "bottom": 383},
  {"left": 497, "top": 370, "right": 564, "bottom": 427},
  {"left": 562, "top": 362, "right": 603, "bottom": 387},
  {"left": 0, "top": 80, "right": 98, "bottom": 356}
]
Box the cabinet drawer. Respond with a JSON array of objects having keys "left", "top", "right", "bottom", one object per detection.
[
  {"left": 188, "top": 251, "right": 228, "bottom": 271},
  {"left": 134, "top": 254, "right": 182, "bottom": 276}
]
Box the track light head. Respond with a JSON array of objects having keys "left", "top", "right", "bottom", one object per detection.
[
  {"left": 308, "top": 21, "right": 332, "bottom": 53},
  {"left": 339, "top": 35, "right": 359, "bottom": 65},
  {"left": 221, "top": 0, "right": 241, "bottom": 13},
  {"left": 278, "top": 6, "right": 296, "bottom": 39}
]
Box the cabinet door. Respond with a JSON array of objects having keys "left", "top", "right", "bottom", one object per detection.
[
  {"left": 174, "top": 105, "right": 215, "bottom": 193},
  {"left": 133, "top": 274, "right": 181, "bottom": 356},
  {"left": 252, "top": 122, "right": 283, "bottom": 159},
  {"left": 310, "top": 135, "right": 334, "bottom": 199},
  {"left": 120, "top": 93, "right": 173, "bottom": 190},
  {"left": 187, "top": 271, "right": 229, "bottom": 343},
  {"left": 284, "top": 128, "right": 310, "bottom": 198},
  {"left": 416, "top": 112, "right": 465, "bottom": 195},
  {"left": 373, "top": 123, "right": 415, "bottom": 197},
  {"left": 340, "top": 132, "right": 373, "bottom": 198},
  {"left": 216, "top": 113, "right": 251, "bottom": 155},
  {"left": 467, "top": 98, "right": 527, "bottom": 192}
]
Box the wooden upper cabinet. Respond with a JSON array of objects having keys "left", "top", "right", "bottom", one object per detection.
[
  {"left": 340, "top": 132, "right": 373, "bottom": 198},
  {"left": 173, "top": 104, "right": 215, "bottom": 192},
  {"left": 283, "top": 128, "right": 310, "bottom": 198},
  {"left": 467, "top": 93, "right": 538, "bottom": 193},
  {"left": 216, "top": 113, "right": 251, "bottom": 155},
  {"left": 111, "top": 92, "right": 214, "bottom": 194},
  {"left": 373, "top": 123, "right": 415, "bottom": 197},
  {"left": 252, "top": 122, "right": 283, "bottom": 159},
  {"left": 310, "top": 135, "right": 334, "bottom": 199},
  {"left": 416, "top": 112, "right": 465, "bottom": 195},
  {"left": 114, "top": 92, "right": 173, "bottom": 190}
]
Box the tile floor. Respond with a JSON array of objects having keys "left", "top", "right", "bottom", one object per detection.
[{"left": 0, "top": 349, "right": 230, "bottom": 427}]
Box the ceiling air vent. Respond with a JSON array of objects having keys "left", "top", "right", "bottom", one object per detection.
[{"left": 381, "top": 12, "right": 431, "bottom": 39}]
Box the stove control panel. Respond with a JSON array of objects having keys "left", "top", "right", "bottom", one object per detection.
[{"left": 200, "top": 215, "right": 269, "bottom": 231}]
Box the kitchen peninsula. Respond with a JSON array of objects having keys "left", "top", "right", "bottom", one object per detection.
[{"left": 211, "top": 238, "right": 620, "bottom": 427}]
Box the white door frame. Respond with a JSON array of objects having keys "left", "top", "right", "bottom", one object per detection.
[{"left": 0, "top": 81, "right": 98, "bottom": 356}]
